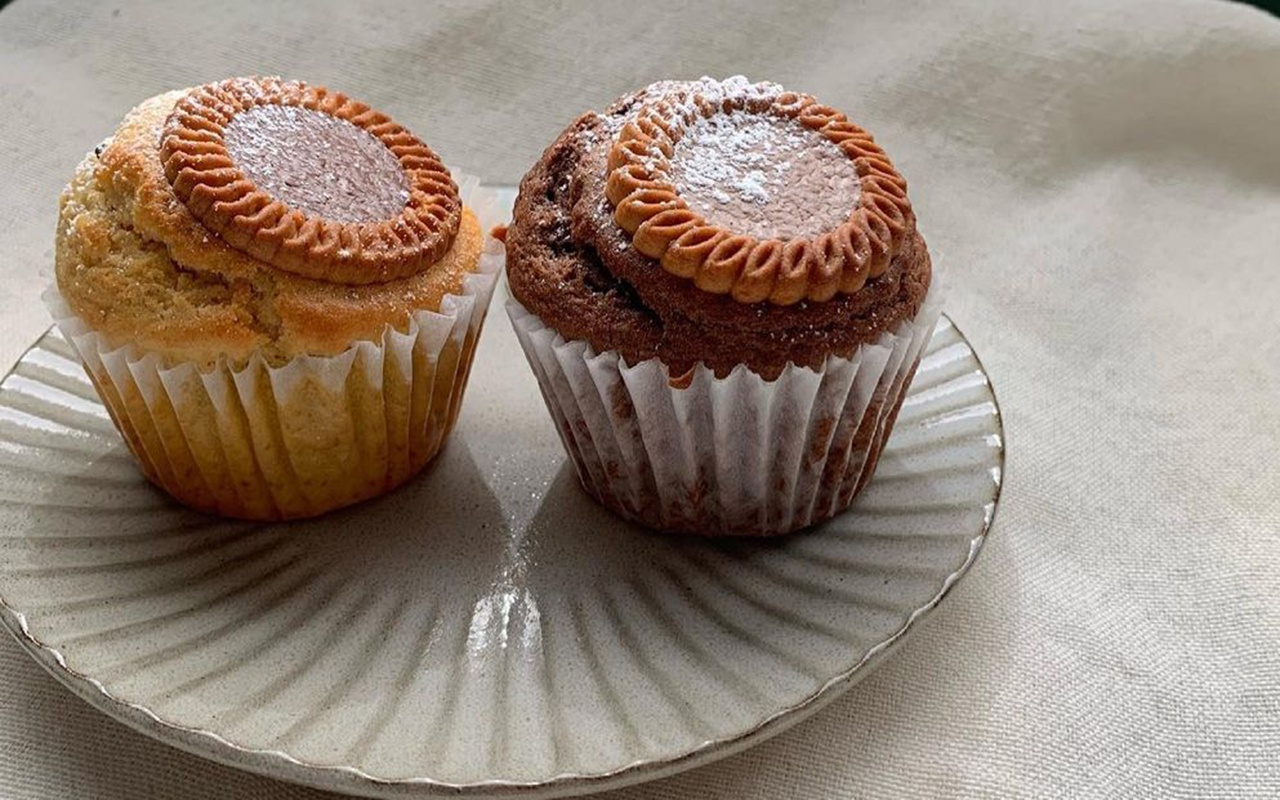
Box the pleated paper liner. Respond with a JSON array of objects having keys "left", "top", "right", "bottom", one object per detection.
[{"left": 507, "top": 285, "right": 942, "bottom": 536}]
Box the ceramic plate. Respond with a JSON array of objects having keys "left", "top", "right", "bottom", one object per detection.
[{"left": 0, "top": 282, "right": 1003, "bottom": 798}]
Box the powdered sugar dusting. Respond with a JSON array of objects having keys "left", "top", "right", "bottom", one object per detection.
[
  {"left": 669, "top": 110, "right": 860, "bottom": 240},
  {"left": 225, "top": 104, "right": 409, "bottom": 223},
  {"left": 598, "top": 75, "right": 784, "bottom": 135}
]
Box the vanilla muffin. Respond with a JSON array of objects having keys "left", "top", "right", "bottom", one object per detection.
[
  {"left": 52, "top": 77, "right": 500, "bottom": 520},
  {"left": 505, "top": 77, "right": 939, "bottom": 536}
]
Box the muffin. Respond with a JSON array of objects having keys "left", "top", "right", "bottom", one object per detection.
[
  {"left": 504, "top": 76, "right": 939, "bottom": 536},
  {"left": 50, "top": 77, "right": 501, "bottom": 520}
]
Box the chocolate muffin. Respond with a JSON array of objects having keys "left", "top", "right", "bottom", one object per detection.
[
  {"left": 50, "top": 77, "right": 502, "bottom": 520},
  {"left": 505, "top": 77, "right": 940, "bottom": 536}
]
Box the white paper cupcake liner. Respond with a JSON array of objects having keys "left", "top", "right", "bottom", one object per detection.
[
  {"left": 45, "top": 175, "right": 502, "bottom": 520},
  {"left": 507, "top": 284, "right": 942, "bottom": 536}
]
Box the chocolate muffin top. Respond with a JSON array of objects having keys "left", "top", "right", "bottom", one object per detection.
[{"left": 505, "top": 77, "right": 931, "bottom": 380}]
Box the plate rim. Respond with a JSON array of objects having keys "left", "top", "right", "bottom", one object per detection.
[{"left": 0, "top": 313, "right": 1005, "bottom": 799}]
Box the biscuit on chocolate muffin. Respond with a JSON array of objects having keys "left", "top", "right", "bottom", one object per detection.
[
  {"left": 506, "top": 78, "right": 930, "bottom": 381},
  {"left": 505, "top": 77, "right": 939, "bottom": 536}
]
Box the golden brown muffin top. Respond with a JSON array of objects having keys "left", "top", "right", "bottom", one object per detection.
[{"left": 55, "top": 80, "right": 482, "bottom": 367}]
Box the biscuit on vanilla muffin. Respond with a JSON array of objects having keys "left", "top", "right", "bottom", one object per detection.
[
  {"left": 56, "top": 90, "right": 483, "bottom": 368},
  {"left": 51, "top": 77, "right": 497, "bottom": 520}
]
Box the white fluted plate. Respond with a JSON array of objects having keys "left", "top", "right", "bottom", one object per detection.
[{"left": 0, "top": 283, "right": 1002, "bottom": 798}]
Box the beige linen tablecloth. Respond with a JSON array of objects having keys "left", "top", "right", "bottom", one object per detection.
[{"left": 2, "top": 0, "right": 1278, "bottom": 797}]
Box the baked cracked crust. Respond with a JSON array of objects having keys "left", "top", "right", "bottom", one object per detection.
[
  {"left": 55, "top": 85, "right": 482, "bottom": 366},
  {"left": 505, "top": 78, "right": 931, "bottom": 380}
]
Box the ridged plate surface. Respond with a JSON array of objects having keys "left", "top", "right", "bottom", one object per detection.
[{"left": 0, "top": 289, "right": 1002, "bottom": 798}]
